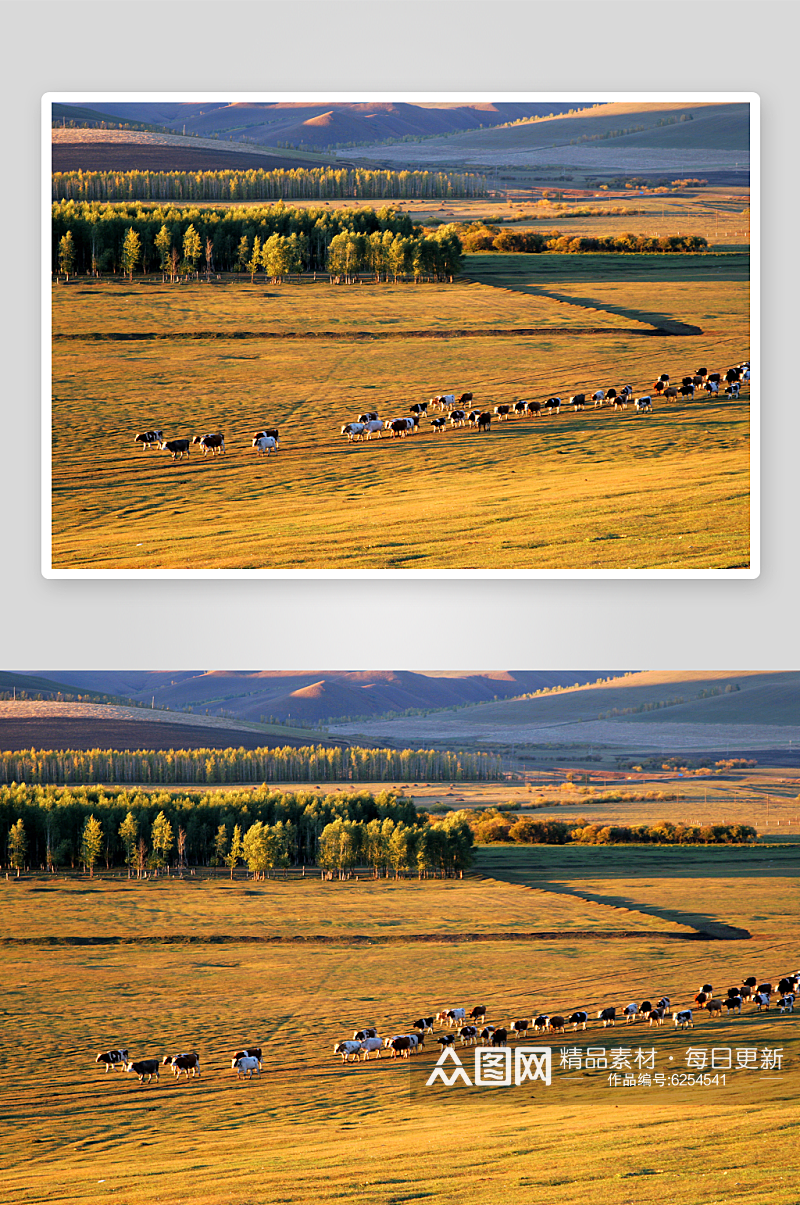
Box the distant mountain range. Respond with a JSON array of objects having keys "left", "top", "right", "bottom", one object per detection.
[
  {"left": 5, "top": 670, "right": 619, "bottom": 725},
  {"left": 56, "top": 100, "right": 581, "bottom": 149}
]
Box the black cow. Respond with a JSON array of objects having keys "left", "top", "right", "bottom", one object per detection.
[
  {"left": 159, "top": 438, "right": 190, "bottom": 460},
  {"left": 477, "top": 412, "right": 491, "bottom": 432},
  {"left": 457, "top": 393, "right": 474, "bottom": 406},
  {"left": 192, "top": 433, "right": 225, "bottom": 455},
  {"left": 490, "top": 1028, "right": 508, "bottom": 1047},
  {"left": 125, "top": 1058, "right": 160, "bottom": 1084},
  {"left": 525, "top": 401, "right": 542, "bottom": 417}
]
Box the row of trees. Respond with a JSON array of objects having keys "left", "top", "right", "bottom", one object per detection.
[
  {"left": 463, "top": 810, "right": 757, "bottom": 845},
  {"left": 458, "top": 222, "right": 708, "bottom": 255},
  {"left": 52, "top": 167, "right": 487, "bottom": 204},
  {"left": 52, "top": 200, "right": 463, "bottom": 280},
  {"left": 2, "top": 784, "right": 473, "bottom": 878},
  {"left": 0, "top": 744, "right": 500, "bottom": 787}
]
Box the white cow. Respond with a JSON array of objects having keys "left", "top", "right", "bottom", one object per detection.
[
  {"left": 232, "top": 1055, "right": 261, "bottom": 1078},
  {"left": 334, "top": 1041, "right": 362, "bottom": 1063},
  {"left": 253, "top": 435, "right": 278, "bottom": 454},
  {"left": 359, "top": 1038, "right": 384, "bottom": 1059},
  {"left": 363, "top": 420, "right": 384, "bottom": 439}
]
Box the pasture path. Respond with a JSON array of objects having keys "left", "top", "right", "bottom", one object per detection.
[
  {"left": 461, "top": 270, "right": 704, "bottom": 337},
  {"left": 472, "top": 873, "right": 752, "bottom": 941}
]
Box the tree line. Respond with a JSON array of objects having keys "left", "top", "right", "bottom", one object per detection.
[
  {"left": 52, "top": 167, "right": 487, "bottom": 204},
  {"left": 458, "top": 222, "right": 708, "bottom": 255},
  {"left": 462, "top": 809, "right": 757, "bottom": 846},
  {"left": 1, "top": 784, "right": 472, "bottom": 878},
  {"left": 0, "top": 744, "right": 501, "bottom": 787},
  {"left": 52, "top": 200, "right": 464, "bottom": 282}
]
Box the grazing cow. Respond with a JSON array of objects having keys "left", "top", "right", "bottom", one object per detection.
[
  {"left": 656, "top": 997, "right": 671, "bottom": 1012},
  {"left": 493, "top": 405, "right": 511, "bottom": 421},
  {"left": 725, "top": 381, "right": 740, "bottom": 398},
  {"left": 430, "top": 417, "right": 447, "bottom": 432},
  {"left": 570, "top": 393, "right": 586, "bottom": 411},
  {"left": 605, "top": 388, "right": 618, "bottom": 402},
  {"left": 692, "top": 375, "right": 704, "bottom": 390},
  {"left": 96, "top": 1048, "right": 128, "bottom": 1072},
  {"left": 352, "top": 1029, "right": 378, "bottom": 1042},
  {"left": 457, "top": 393, "right": 474, "bottom": 406},
  {"left": 525, "top": 401, "right": 542, "bottom": 417},
  {"left": 334, "top": 1041, "right": 362, "bottom": 1063},
  {"left": 233, "top": 1048, "right": 262, "bottom": 1066},
  {"left": 568, "top": 1011, "right": 589, "bottom": 1031},
  {"left": 469, "top": 1006, "right": 487, "bottom": 1022},
  {"left": 192, "top": 433, "right": 225, "bottom": 456},
  {"left": 695, "top": 367, "right": 708, "bottom": 380},
  {"left": 664, "top": 387, "right": 678, "bottom": 401},
  {"left": 406, "top": 1034, "right": 423, "bottom": 1054},
  {"left": 727, "top": 987, "right": 742, "bottom": 999},
  {"left": 548, "top": 1016, "right": 566, "bottom": 1034},
  {"left": 705, "top": 999, "right": 724, "bottom": 1018},
  {"left": 635, "top": 396, "right": 652, "bottom": 412},
  {"left": 135, "top": 429, "right": 162, "bottom": 450},
  {"left": 409, "top": 403, "right": 428, "bottom": 417},
  {"left": 477, "top": 411, "right": 491, "bottom": 432},
  {"left": 742, "top": 976, "right": 758, "bottom": 988},
  {"left": 658, "top": 374, "right": 670, "bottom": 384},
  {"left": 757, "top": 983, "right": 774, "bottom": 997},
  {"left": 446, "top": 1008, "right": 466, "bottom": 1027},
  {"left": 623, "top": 1004, "right": 638, "bottom": 1024},
  {"left": 598, "top": 1007, "right": 616, "bottom": 1027},
  {"left": 511, "top": 1019, "right": 531, "bottom": 1037},
  {"left": 724, "top": 997, "right": 742, "bottom": 1015},
  {"left": 363, "top": 420, "right": 385, "bottom": 439},
  {"left": 513, "top": 401, "right": 527, "bottom": 416},
  {"left": 431, "top": 394, "right": 455, "bottom": 410},
  {"left": 647, "top": 1009, "right": 665, "bottom": 1027},
  {"left": 490, "top": 1028, "right": 508, "bottom": 1047},
  {"left": 704, "top": 380, "right": 719, "bottom": 396},
  {"left": 543, "top": 397, "right": 561, "bottom": 415},
  {"left": 357, "top": 412, "right": 379, "bottom": 424},
  {"left": 360, "top": 1037, "right": 384, "bottom": 1059},
  {"left": 253, "top": 434, "right": 278, "bottom": 455},
  {"left": 532, "top": 1016, "right": 550, "bottom": 1034},
  {"left": 673, "top": 1010, "right": 693, "bottom": 1028},
  {"left": 163, "top": 1051, "right": 200, "bottom": 1078},
  {"left": 640, "top": 1000, "right": 653, "bottom": 1015},
  {"left": 778, "top": 995, "right": 795, "bottom": 1014},
  {"left": 458, "top": 1026, "right": 479, "bottom": 1046},
  {"left": 653, "top": 380, "right": 665, "bottom": 394},
  {"left": 679, "top": 384, "right": 695, "bottom": 400},
  {"left": 479, "top": 1027, "right": 496, "bottom": 1045},
  {"left": 725, "top": 368, "right": 741, "bottom": 384},
  {"left": 449, "top": 409, "right": 467, "bottom": 427},
  {"left": 612, "top": 396, "right": 627, "bottom": 410},
  {"left": 620, "top": 384, "right": 634, "bottom": 398},
  {"left": 754, "top": 992, "right": 770, "bottom": 1011},
  {"left": 412, "top": 1018, "right": 435, "bottom": 1034},
  {"left": 592, "top": 390, "right": 606, "bottom": 407},
  {"left": 159, "top": 438, "right": 190, "bottom": 460},
  {"left": 468, "top": 409, "right": 483, "bottom": 425},
  {"left": 436, "top": 1033, "right": 456, "bottom": 1049},
  {"left": 695, "top": 992, "right": 710, "bottom": 1007},
  {"left": 778, "top": 977, "right": 798, "bottom": 996},
  {"left": 125, "top": 1059, "right": 160, "bottom": 1084},
  {"left": 700, "top": 983, "right": 713, "bottom": 995},
  {"left": 233, "top": 1055, "right": 261, "bottom": 1078},
  {"left": 708, "top": 372, "right": 722, "bottom": 385},
  {"left": 341, "top": 422, "right": 366, "bottom": 442}
]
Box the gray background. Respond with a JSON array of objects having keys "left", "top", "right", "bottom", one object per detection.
[{"left": 4, "top": 1, "right": 793, "bottom": 672}]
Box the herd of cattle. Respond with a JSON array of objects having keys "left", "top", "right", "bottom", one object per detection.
[
  {"left": 333, "top": 969, "right": 796, "bottom": 1062},
  {"left": 95, "top": 1047, "right": 264, "bottom": 1083},
  {"left": 339, "top": 361, "right": 751, "bottom": 442},
  {"left": 133, "top": 361, "right": 749, "bottom": 459},
  {"left": 94, "top": 964, "right": 791, "bottom": 1083}
]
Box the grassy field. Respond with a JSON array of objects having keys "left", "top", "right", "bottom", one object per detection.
[
  {"left": 50, "top": 250, "right": 750, "bottom": 571},
  {"left": 3, "top": 841, "right": 796, "bottom": 1205}
]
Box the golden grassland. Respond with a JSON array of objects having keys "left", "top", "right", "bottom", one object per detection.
[
  {"left": 50, "top": 250, "right": 750, "bottom": 571},
  {"left": 2, "top": 841, "right": 796, "bottom": 1205}
]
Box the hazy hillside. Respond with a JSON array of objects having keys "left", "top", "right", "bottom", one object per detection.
[
  {"left": 25, "top": 670, "right": 619, "bottom": 724},
  {"left": 59, "top": 100, "right": 579, "bottom": 148}
]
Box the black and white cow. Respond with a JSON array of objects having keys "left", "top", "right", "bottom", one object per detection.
[
  {"left": 479, "top": 1027, "right": 496, "bottom": 1045},
  {"left": 163, "top": 1051, "right": 200, "bottom": 1078},
  {"left": 673, "top": 1010, "right": 693, "bottom": 1028},
  {"left": 490, "top": 1028, "right": 508, "bottom": 1047},
  {"left": 389, "top": 417, "right": 417, "bottom": 437},
  {"left": 533, "top": 1016, "right": 550, "bottom": 1034},
  {"left": 647, "top": 1009, "right": 665, "bottom": 1027},
  {"left": 477, "top": 411, "right": 491, "bottom": 432},
  {"left": 724, "top": 997, "right": 742, "bottom": 1015},
  {"left": 570, "top": 393, "right": 586, "bottom": 411},
  {"left": 634, "top": 396, "right": 653, "bottom": 412},
  {"left": 778, "top": 995, "right": 795, "bottom": 1014},
  {"left": 436, "top": 1033, "right": 456, "bottom": 1048},
  {"left": 568, "top": 1011, "right": 589, "bottom": 1030},
  {"left": 493, "top": 405, "right": 511, "bottom": 421},
  {"left": 412, "top": 1017, "right": 435, "bottom": 1034},
  {"left": 430, "top": 417, "right": 447, "bottom": 432},
  {"left": 598, "top": 1007, "right": 616, "bottom": 1027},
  {"left": 233, "top": 1055, "right": 261, "bottom": 1078},
  {"left": 341, "top": 422, "right": 366, "bottom": 442},
  {"left": 125, "top": 1059, "right": 160, "bottom": 1084},
  {"left": 592, "top": 390, "right": 606, "bottom": 407},
  {"left": 135, "top": 429, "right": 163, "bottom": 450},
  {"left": 233, "top": 1047, "right": 262, "bottom": 1067},
  {"left": 352, "top": 1029, "right": 378, "bottom": 1043},
  {"left": 357, "top": 412, "right": 379, "bottom": 424},
  {"left": 543, "top": 397, "right": 561, "bottom": 415},
  {"left": 458, "top": 1026, "right": 479, "bottom": 1046},
  {"left": 510, "top": 1019, "right": 531, "bottom": 1037},
  {"left": 96, "top": 1048, "right": 128, "bottom": 1072},
  {"left": 446, "top": 1008, "right": 466, "bottom": 1027},
  {"left": 431, "top": 394, "right": 455, "bottom": 410},
  {"left": 159, "top": 438, "right": 191, "bottom": 460},
  {"left": 725, "top": 381, "right": 740, "bottom": 398},
  {"left": 469, "top": 1006, "right": 487, "bottom": 1022},
  {"left": 192, "top": 433, "right": 225, "bottom": 455},
  {"left": 334, "top": 1041, "right": 362, "bottom": 1063},
  {"left": 449, "top": 410, "right": 467, "bottom": 427},
  {"left": 623, "top": 1003, "right": 638, "bottom": 1024},
  {"left": 409, "top": 403, "right": 428, "bottom": 418}
]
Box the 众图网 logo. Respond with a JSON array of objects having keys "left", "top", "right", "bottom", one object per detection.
[{"left": 425, "top": 1045, "right": 552, "bottom": 1088}]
